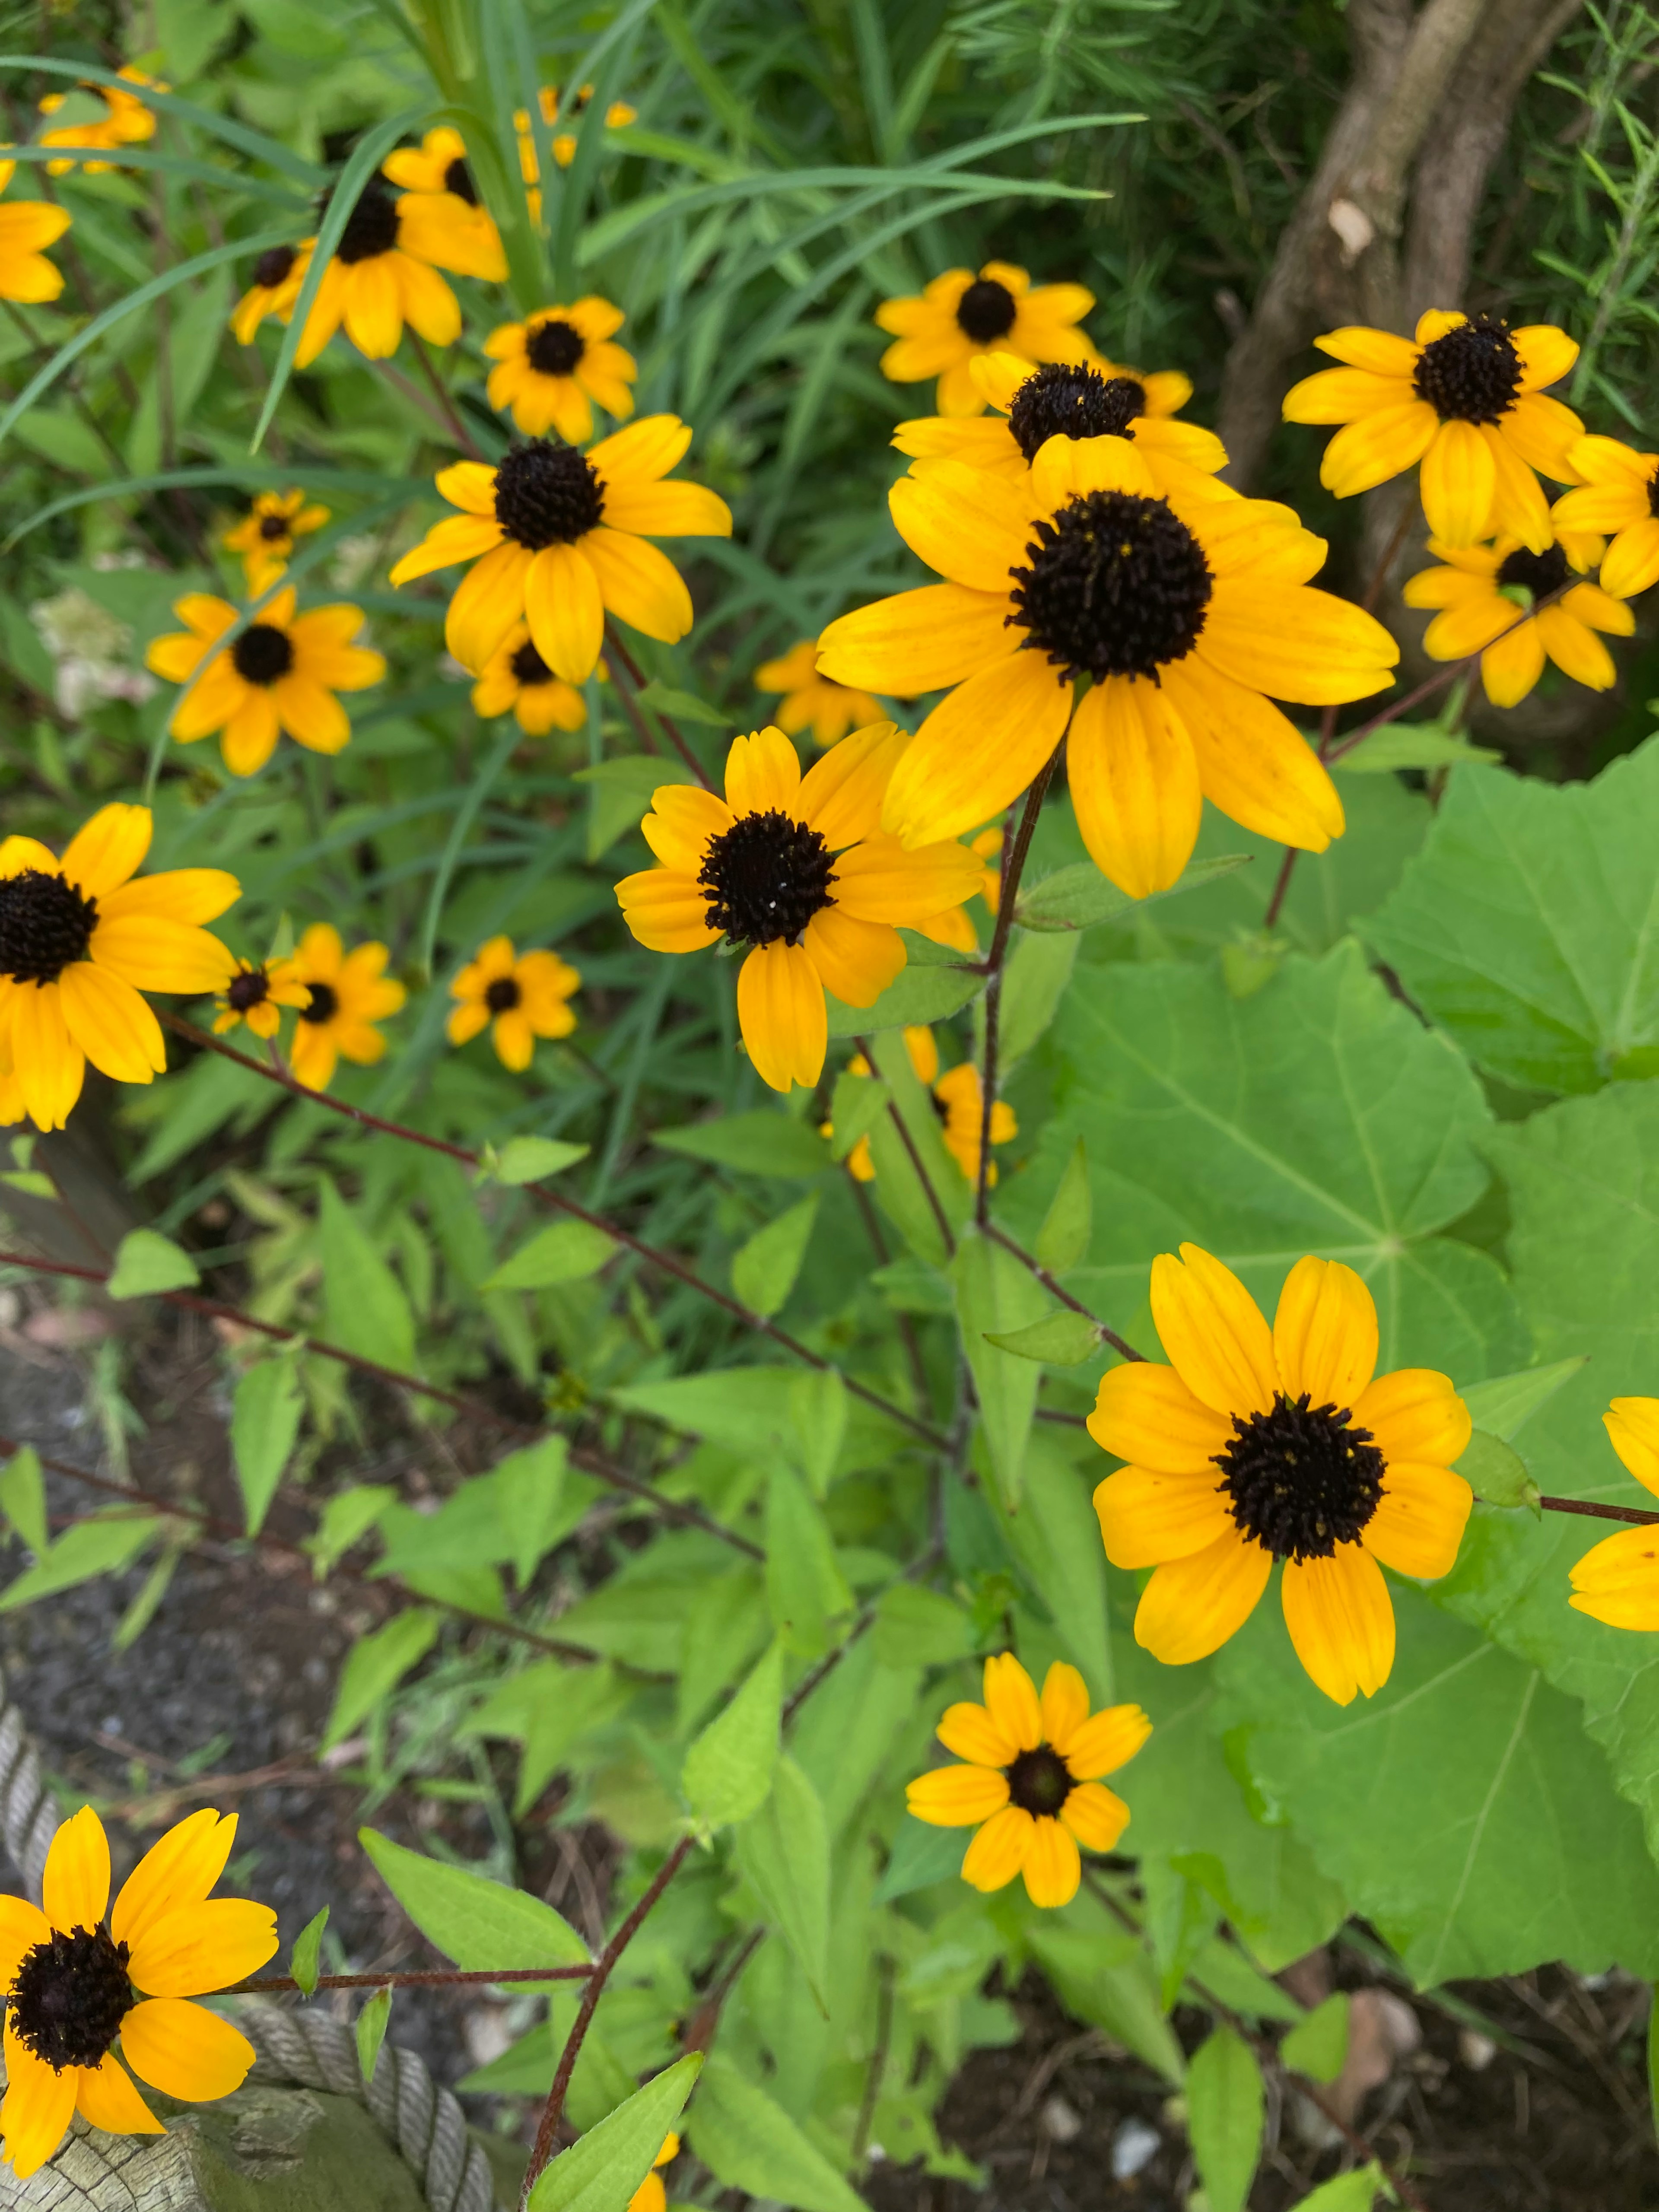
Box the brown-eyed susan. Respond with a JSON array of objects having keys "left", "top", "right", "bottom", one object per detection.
[
  {"left": 471, "top": 622, "right": 589, "bottom": 735},
  {"left": 876, "top": 262, "right": 1098, "bottom": 418},
  {"left": 628, "top": 2134, "right": 680, "bottom": 2212},
  {"left": 1553, "top": 435, "right": 1659, "bottom": 600},
  {"left": 484, "top": 299, "right": 636, "bottom": 442},
  {"left": 896, "top": 351, "right": 1229, "bottom": 501},
  {"left": 229, "top": 241, "right": 313, "bottom": 346},
  {"left": 268, "top": 925, "right": 404, "bottom": 1092},
  {"left": 380, "top": 125, "right": 505, "bottom": 278},
  {"left": 289, "top": 176, "right": 500, "bottom": 368},
  {"left": 1282, "top": 312, "right": 1583, "bottom": 552},
  {"left": 907, "top": 1654, "right": 1150, "bottom": 1910},
  {"left": 146, "top": 589, "right": 385, "bottom": 778},
  {"left": 1402, "top": 526, "right": 1632, "bottom": 707},
  {"left": 754, "top": 639, "right": 884, "bottom": 750},
  {"left": 1568, "top": 1399, "right": 1659, "bottom": 1630},
  {"left": 832, "top": 1025, "right": 1016, "bottom": 1184},
  {"left": 0, "top": 803, "right": 238, "bottom": 1132},
  {"left": 221, "top": 490, "right": 331, "bottom": 596},
  {"left": 1090, "top": 1247, "right": 1474, "bottom": 1707},
  {"left": 0, "top": 161, "right": 70, "bottom": 304},
  {"left": 0, "top": 1803, "right": 276, "bottom": 2179},
  {"left": 388, "top": 420, "right": 732, "bottom": 680},
  {"left": 212, "top": 958, "right": 308, "bottom": 1040},
  {"left": 38, "top": 64, "right": 163, "bottom": 173},
  {"left": 817, "top": 436, "right": 1396, "bottom": 896},
  {"left": 616, "top": 724, "right": 983, "bottom": 1093},
  {"left": 448, "top": 936, "right": 580, "bottom": 1071}
]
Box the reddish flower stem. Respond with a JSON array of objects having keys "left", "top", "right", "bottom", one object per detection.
[
  {"left": 602, "top": 622, "right": 714, "bottom": 788},
  {"left": 1535, "top": 1494, "right": 1659, "bottom": 1526},
  {"left": 238, "top": 1964, "right": 593, "bottom": 1993},
  {"left": 974, "top": 750, "right": 1059, "bottom": 1228},
  {"left": 980, "top": 1222, "right": 1145, "bottom": 1365}
]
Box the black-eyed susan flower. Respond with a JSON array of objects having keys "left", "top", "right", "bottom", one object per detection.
[
  {"left": 448, "top": 936, "right": 580, "bottom": 1070},
  {"left": 229, "top": 241, "right": 313, "bottom": 347},
  {"left": 896, "top": 352, "right": 1228, "bottom": 501},
  {"left": 471, "top": 622, "right": 589, "bottom": 735},
  {"left": 290, "top": 176, "right": 499, "bottom": 368},
  {"left": 616, "top": 725, "right": 982, "bottom": 1094},
  {"left": 1282, "top": 312, "right": 1583, "bottom": 552},
  {"left": 818, "top": 438, "right": 1396, "bottom": 896},
  {"left": 484, "top": 299, "right": 636, "bottom": 442},
  {"left": 380, "top": 126, "right": 505, "bottom": 278},
  {"left": 221, "top": 491, "right": 331, "bottom": 596},
  {"left": 1091, "top": 1248, "right": 1474, "bottom": 1706},
  {"left": 516, "top": 87, "right": 638, "bottom": 216},
  {"left": 628, "top": 2134, "right": 679, "bottom": 2212},
  {"left": 877, "top": 262, "right": 1098, "bottom": 417},
  {"left": 268, "top": 925, "right": 404, "bottom": 1092},
  {"left": 754, "top": 639, "right": 884, "bottom": 750},
  {"left": 1402, "top": 527, "right": 1632, "bottom": 707},
  {"left": 146, "top": 589, "right": 385, "bottom": 778},
  {"left": 831, "top": 1025, "right": 1016, "bottom": 1184},
  {"left": 212, "top": 958, "right": 308, "bottom": 1040},
  {"left": 0, "top": 1803, "right": 275, "bottom": 2179},
  {"left": 1554, "top": 435, "right": 1659, "bottom": 600},
  {"left": 38, "top": 65, "right": 162, "bottom": 174},
  {"left": 0, "top": 804, "right": 238, "bottom": 1131},
  {"left": 0, "top": 161, "right": 70, "bottom": 304},
  {"left": 907, "top": 1654, "right": 1150, "bottom": 1909},
  {"left": 1568, "top": 1399, "right": 1659, "bottom": 1629},
  {"left": 388, "top": 421, "right": 732, "bottom": 680}
]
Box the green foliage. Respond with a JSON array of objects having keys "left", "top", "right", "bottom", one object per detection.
[
  {"left": 105, "top": 1227, "right": 200, "bottom": 1298},
  {"left": 1185, "top": 2025, "right": 1264, "bottom": 2212},
  {"left": 231, "top": 1357, "right": 305, "bottom": 1535},
  {"left": 689, "top": 2054, "right": 867, "bottom": 2212},
  {"left": 290, "top": 1907, "right": 330, "bottom": 1999},
  {"left": 528, "top": 2056, "right": 703, "bottom": 2212},
  {"left": 360, "top": 1828, "right": 590, "bottom": 1969},
  {"left": 682, "top": 1640, "right": 784, "bottom": 1830}
]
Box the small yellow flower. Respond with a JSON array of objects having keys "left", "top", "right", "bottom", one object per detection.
[
  {"left": 0, "top": 1802, "right": 276, "bottom": 2179},
  {"left": 1402, "top": 527, "right": 1632, "bottom": 706},
  {"left": 876, "top": 262, "right": 1098, "bottom": 417},
  {"left": 230, "top": 241, "right": 313, "bottom": 347},
  {"left": 269, "top": 925, "right": 405, "bottom": 1092},
  {"left": 516, "top": 87, "right": 639, "bottom": 216},
  {"left": 1568, "top": 1400, "right": 1659, "bottom": 1630},
  {"left": 146, "top": 589, "right": 385, "bottom": 778},
  {"left": 0, "top": 161, "right": 70, "bottom": 304},
  {"left": 448, "top": 936, "right": 580, "bottom": 1070},
  {"left": 627, "top": 2133, "right": 680, "bottom": 2212},
  {"left": 38, "top": 64, "right": 163, "bottom": 173},
  {"left": 484, "top": 298, "right": 636, "bottom": 442},
  {"left": 213, "top": 959, "right": 309, "bottom": 1040},
  {"left": 1553, "top": 435, "right": 1659, "bottom": 600},
  {"left": 221, "top": 491, "right": 331, "bottom": 596},
  {"left": 471, "top": 622, "right": 590, "bottom": 735},
  {"left": 380, "top": 126, "right": 505, "bottom": 280},
  {"left": 279, "top": 172, "right": 502, "bottom": 368},
  {"left": 907, "top": 1654, "right": 1150, "bottom": 1909},
  {"left": 832, "top": 1026, "right": 1015, "bottom": 1185},
  {"left": 754, "top": 640, "right": 884, "bottom": 750}
]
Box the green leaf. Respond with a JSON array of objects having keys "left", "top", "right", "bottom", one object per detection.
[
  {"left": 1294, "top": 2168, "right": 1389, "bottom": 2212},
  {"left": 610, "top": 1367, "right": 906, "bottom": 1463},
  {"left": 355, "top": 1989, "right": 391, "bottom": 2085},
  {"left": 573, "top": 756, "right": 694, "bottom": 860},
  {"left": 825, "top": 934, "right": 983, "bottom": 1039},
  {"left": 308, "top": 1485, "right": 394, "bottom": 1574},
  {"left": 1280, "top": 1991, "right": 1350, "bottom": 2085},
  {"left": 788, "top": 1368, "right": 848, "bottom": 1500},
  {"left": 863, "top": 1027, "right": 970, "bottom": 1266},
  {"left": 1026, "top": 1920, "right": 1185, "bottom": 2083},
  {"left": 983, "top": 1309, "right": 1101, "bottom": 1364},
  {"left": 682, "top": 1639, "right": 784, "bottom": 1831},
  {"left": 483, "top": 1137, "right": 591, "bottom": 1186},
  {"left": 468, "top": 1659, "right": 629, "bottom": 1817},
  {"left": 324, "top": 1610, "right": 440, "bottom": 1750},
  {"left": 1332, "top": 725, "right": 1500, "bottom": 774},
  {"left": 290, "top": 1907, "right": 329, "bottom": 1998},
  {"left": 0, "top": 1448, "right": 48, "bottom": 1556},
  {"left": 732, "top": 1196, "right": 818, "bottom": 1319},
  {"left": 873, "top": 1814, "right": 966, "bottom": 1902},
  {"left": 1457, "top": 1431, "right": 1539, "bottom": 1510},
  {"left": 231, "top": 1358, "right": 304, "bottom": 1536},
  {"left": 1185, "top": 2027, "right": 1264, "bottom": 2212},
  {"left": 105, "top": 1228, "right": 199, "bottom": 1299},
  {"left": 996, "top": 931, "right": 1078, "bottom": 1065},
  {"left": 0, "top": 1513, "right": 165, "bottom": 1611},
  {"left": 736, "top": 1756, "right": 831, "bottom": 2012},
  {"left": 826, "top": 1067, "right": 889, "bottom": 1164},
  {"left": 988, "top": 1433, "right": 1113, "bottom": 1701},
  {"left": 483, "top": 1219, "right": 616, "bottom": 1292},
  {"left": 1459, "top": 1357, "right": 1588, "bottom": 1441},
  {"left": 112, "top": 1543, "right": 184, "bottom": 1653},
  {"left": 494, "top": 1437, "right": 573, "bottom": 1590},
  {"left": 633, "top": 678, "right": 731, "bottom": 728},
  {"left": 689, "top": 2052, "right": 866, "bottom": 2212},
  {"left": 764, "top": 1469, "right": 852, "bottom": 1657},
  {"left": 954, "top": 1227, "right": 1049, "bottom": 1508},
  {"left": 654, "top": 1109, "right": 830, "bottom": 1177},
  {"left": 1016, "top": 852, "right": 1252, "bottom": 931},
  {"left": 1035, "top": 1138, "right": 1091, "bottom": 1273},
  {"left": 527, "top": 2054, "right": 703, "bottom": 2212},
  {"left": 871, "top": 1584, "right": 973, "bottom": 1670},
  {"left": 319, "top": 1184, "right": 418, "bottom": 1376},
  {"left": 360, "top": 1828, "right": 590, "bottom": 1970}
]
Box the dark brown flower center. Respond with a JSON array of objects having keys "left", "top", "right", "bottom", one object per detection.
[
  {"left": 1008, "top": 363, "right": 1147, "bottom": 460},
  {"left": 1214, "top": 1391, "right": 1386, "bottom": 1563},
  {"left": 485, "top": 976, "right": 521, "bottom": 1013},
  {"left": 955, "top": 277, "right": 1017, "bottom": 343},
  {"left": 1646, "top": 466, "right": 1659, "bottom": 520},
  {"left": 257, "top": 512, "right": 291, "bottom": 542},
  {"left": 300, "top": 981, "right": 338, "bottom": 1024},
  {"left": 253, "top": 244, "right": 298, "bottom": 290},
  {"left": 232, "top": 624, "right": 294, "bottom": 685},
  {"left": 527, "top": 318, "right": 585, "bottom": 377},
  {"left": 510, "top": 639, "right": 555, "bottom": 687},
  {"left": 327, "top": 178, "right": 401, "bottom": 266},
  {"left": 1009, "top": 489, "right": 1212, "bottom": 682},
  {"left": 10, "top": 1925, "right": 131, "bottom": 2071},
  {"left": 1412, "top": 314, "right": 1521, "bottom": 425},
  {"left": 443, "top": 155, "right": 477, "bottom": 205},
  {"left": 698, "top": 810, "right": 836, "bottom": 947},
  {"left": 493, "top": 441, "right": 606, "bottom": 549},
  {"left": 1005, "top": 1746, "right": 1073, "bottom": 1818},
  {"left": 226, "top": 967, "right": 271, "bottom": 1011},
  {"left": 0, "top": 869, "right": 98, "bottom": 986},
  {"left": 1495, "top": 543, "right": 1568, "bottom": 604}
]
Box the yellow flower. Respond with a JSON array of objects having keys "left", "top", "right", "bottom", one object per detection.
[
  {"left": 1091, "top": 1247, "right": 1474, "bottom": 1706},
  {"left": 146, "top": 590, "right": 385, "bottom": 779},
  {"left": 916, "top": 824, "right": 1001, "bottom": 954},
  {"left": 1567, "top": 1399, "right": 1659, "bottom": 1629},
  {"left": 212, "top": 958, "right": 309, "bottom": 1040},
  {"left": 38, "top": 65, "right": 163, "bottom": 173},
  {"left": 1553, "top": 435, "right": 1659, "bottom": 599},
  {"left": 876, "top": 261, "right": 1098, "bottom": 417},
  {"left": 0, "top": 803, "right": 238, "bottom": 1131},
  {"left": 471, "top": 622, "right": 590, "bottom": 734},
  {"left": 516, "top": 87, "right": 639, "bottom": 214},
  {"left": 388, "top": 420, "right": 732, "bottom": 681},
  {"left": 448, "top": 936, "right": 580, "bottom": 1070},
  {"left": 627, "top": 2133, "right": 679, "bottom": 2212},
  {"left": 221, "top": 490, "right": 331, "bottom": 596},
  {"left": 483, "top": 299, "right": 636, "bottom": 442},
  {"left": 907, "top": 1654, "right": 1150, "bottom": 1909},
  {"left": 616, "top": 725, "right": 983, "bottom": 1094},
  {"left": 0, "top": 1802, "right": 276, "bottom": 2180},
  {"left": 833, "top": 1027, "right": 1015, "bottom": 1184},
  {"left": 268, "top": 924, "right": 404, "bottom": 1092},
  {"left": 754, "top": 640, "right": 885, "bottom": 750},
  {"left": 380, "top": 125, "right": 506, "bottom": 280},
  {"left": 1282, "top": 311, "right": 1583, "bottom": 552},
  {"left": 288, "top": 176, "right": 499, "bottom": 368},
  {"left": 895, "top": 350, "right": 1228, "bottom": 500},
  {"left": 0, "top": 161, "right": 70, "bottom": 303},
  {"left": 1402, "top": 527, "right": 1632, "bottom": 707},
  {"left": 818, "top": 437, "right": 1396, "bottom": 896},
  {"left": 229, "top": 241, "right": 313, "bottom": 346}
]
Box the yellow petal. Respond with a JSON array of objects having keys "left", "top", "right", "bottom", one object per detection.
[
  {"left": 615, "top": 870, "right": 720, "bottom": 953},
  {"left": 388, "top": 512, "right": 505, "bottom": 583},
  {"left": 74, "top": 2053, "right": 164, "bottom": 2139},
  {"left": 1059, "top": 1703, "right": 1152, "bottom": 1782},
  {"left": 433, "top": 460, "right": 499, "bottom": 516},
  {"left": 1135, "top": 1532, "right": 1271, "bottom": 1665},
  {"left": 816, "top": 582, "right": 1013, "bottom": 695},
  {"left": 640, "top": 785, "right": 731, "bottom": 874},
  {"left": 905, "top": 1763, "right": 1010, "bottom": 1826},
  {"left": 1282, "top": 365, "right": 1413, "bottom": 424},
  {"left": 1351, "top": 1367, "right": 1470, "bottom": 1469},
  {"left": 99, "top": 868, "right": 240, "bottom": 926},
  {"left": 1535, "top": 603, "right": 1617, "bottom": 691},
  {"left": 736, "top": 940, "right": 826, "bottom": 1092},
  {"left": 1478, "top": 617, "right": 1548, "bottom": 707},
  {"left": 1066, "top": 675, "right": 1201, "bottom": 898},
  {"left": 889, "top": 462, "right": 1031, "bottom": 589},
  {"left": 725, "top": 725, "right": 803, "bottom": 817},
  {"left": 1310, "top": 327, "right": 1420, "bottom": 376},
  {"left": 591, "top": 413, "right": 693, "bottom": 486},
  {"left": 1484, "top": 423, "right": 1551, "bottom": 553},
  {"left": 960, "top": 1805, "right": 1034, "bottom": 1893},
  {"left": 91, "top": 915, "right": 236, "bottom": 994},
  {"left": 1020, "top": 1816, "right": 1081, "bottom": 1908},
  {"left": 1600, "top": 515, "right": 1659, "bottom": 601},
  {"left": 1606, "top": 1397, "right": 1659, "bottom": 1498},
  {"left": 1513, "top": 323, "right": 1577, "bottom": 392},
  {"left": 1316, "top": 401, "right": 1437, "bottom": 496},
  {"left": 797, "top": 720, "right": 909, "bottom": 848},
  {"left": 1280, "top": 1546, "right": 1395, "bottom": 1706},
  {"left": 936, "top": 1700, "right": 1018, "bottom": 1767},
  {"left": 1150, "top": 1243, "right": 1278, "bottom": 1417},
  {"left": 1093, "top": 1465, "right": 1235, "bottom": 1569},
  {"left": 120, "top": 1998, "right": 257, "bottom": 2102},
  {"left": 1028, "top": 430, "right": 1154, "bottom": 507},
  {"left": 882, "top": 653, "right": 1071, "bottom": 847},
  {"left": 829, "top": 834, "right": 983, "bottom": 925},
  {"left": 1420, "top": 418, "right": 1496, "bottom": 545},
  {"left": 1272, "top": 1255, "right": 1378, "bottom": 1409},
  {"left": 445, "top": 540, "right": 533, "bottom": 674},
  {"left": 1197, "top": 582, "right": 1398, "bottom": 705},
  {"left": 982, "top": 1651, "right": 1042, "bottom": 1753},
  {"left": 581, "top": 528, "right": 693, "bottom": 643},
  {"left": 1362, "top": 1463, "right": 1473, "bottom": 1580},
  {"left": 58, "top": 964, "right": 166, "bottom": 1083},
  {"left": 1568, "top": 1522, "right": 1659, "bottom": 1628},
  {"left": 0, "top": 2026, "right": 77, "bottom": 2180},
  {"left": 0, "top": 1897, "right": 49, "bottom": 1990},
  {"left": 127, "top": 1897, "right": 278, "bottom": 1998},
  {"left": 1038, "top": 1662, "right": 1090, "bottom": 1751},
  {"left": 524, "top": 543, "right": 604, "bottom": 682},
  {"left": 43, "top": 1802, "right": 111, "bottom": 1933},
  {"left": 1059, "top": 1781, "right": 1131, "bottom": 1852},
  {"left": 60, "top": 803, "right": 151, "bottom": 897},
  {"left": 799, "top": 907, "right": 904, "bottom": 1008},
  {"left": 1087, "top": 1358, "right": 1232, "bottom": 1472}
]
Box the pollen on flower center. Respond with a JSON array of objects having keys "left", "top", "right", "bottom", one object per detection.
[
  {"left": 526, "top": 319, "right": 585, "bottom": 377},
  {"left": 1004, "top": 1745, "right": 1073, "bottom": 1817},
  {"left": 1214, "top": 1390, "right": 1386, "bottom": 1563},
  {"left": 9, "top": 1925, "right": 132, "bottom": 2071},
  {"left": 1412, "top": 315, "right": 1522, "bottom": 425},
  {"left": 257, "top": 513, "right": 290, "bottom": 542},
  {"left": 510, "top": 639, "right": 556, "bottom": 687},
  {"left": 253, "top": 244, "right": 297, "bottom": 289},
  {"left": 493, "top": 441, "right": 606, "bottom": 549},
  {"left": 232, "top": 624, "right": 295, "bottom": 686},
  {"left": 698, "top": 810, "right": 836, "bottom": 947},
  {"left": 443, "top": 155, "right": 478, "bottom": 204},
  {"left": 1007, "top": 363, "right": 1147, "bottom": 460},
  {"left": 485, "top": 976, "right": 521, "bottom": 1013},
  {"left": 300, "top": 981, "right": 338, "bottom": 1024},
  {"left": 0, "top": 869, "right": 99, "bottom": 985},
  {"left": 328, "top": 179, "right": 401, "bottom": 266},
  {"left": 1008, "top": 489, "right": 1213, "bottom": 681},
  {"left": 226, "top": 967, "right": 271, "bottom": 1012},
  {"left": 955, "top": 277, "right": 1017, "bottom": 343},
  {"left": 1495, "top": 543, "right": 1568, "bottom": 604}
]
